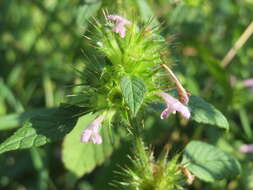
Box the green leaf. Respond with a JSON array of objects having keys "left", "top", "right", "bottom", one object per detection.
[
  {"left": 0, "top": 105, "right": 85, "bottom": 154},
  {"left": 62, "top": 114, "right": 122, "bottom": 177},
  {"left": 182, "top": 141, "right": 241, "bottom": 182},
  {"left": 189, "top": 95, "right": 229, "bottom": 130},
  {"left": 241, "top": 163, "right": 253, "bottom": 190},
  {"left": 136, "top": 0, "right": 159, "bottom": 26},
  {"left": 120, "top": 76, "right": 146, "bottom": 117},
  {"left": 76, "top": 0, "right": 102, "bottom": 34},
  {"left": 0, "top": 108, "right": 57, "bottom": 131},
  {"left": 0, "top": 78, "right": 24, "bottom": 112}
]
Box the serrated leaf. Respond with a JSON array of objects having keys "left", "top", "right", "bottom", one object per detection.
[
  {"left": 182, "top": 141, "right": 241, "bottom": 182},
  {"left": 189, "top": 95, "right": 229, "bottom": 130},
  {"left": 120, "top": 76, "right": 146, "bottom": 117},
  {"left": 0, "top": 105, "right": 85, "bottom": 154},
  {"left": 62, "top": 114, "right": 122, "bottom": 177}
]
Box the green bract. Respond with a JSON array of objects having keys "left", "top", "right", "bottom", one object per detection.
[{"left": 117, "top": 139, "right": 185, "bottom": 190}]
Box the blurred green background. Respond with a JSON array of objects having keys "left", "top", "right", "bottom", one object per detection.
[{"left": 1, "top": 0, "right": 253, "bottom": 189}]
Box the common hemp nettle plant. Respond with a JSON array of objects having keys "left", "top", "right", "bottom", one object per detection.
[
  {"left": 0, "top": 12, "right": 241, "bottom": 190},
  {"left": 70, "top": 12, "right": 191, "bottom": 145}
]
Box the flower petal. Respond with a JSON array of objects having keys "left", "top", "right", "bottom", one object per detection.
[
  {"left": 91, "top": 133, "right": 103, "bottom": 144},
  {"left": 156, "top": 92, "right": 178, "bottom": 106},
  {"left": 80, "top": 115, "right": 105, "bottom": 144},
  {"left": 113, "top": 24, "right": 126, "bottom": 38},
  {"left": 173, "top": 102, "right": 191, "bottom": 119},
  {"left": 239, "top": 144, "right": 253, "bottom": 153},
  {"left": 243, "top": 78, "right": 253, "bottom": 88},
  {"left": 156, "top": 92, "right": 191, "bottom": 119},
  {"left": 108, "top": 14, "right": 131, "bottom": 38},
  {"left": 80, "top": 129, "right": 92, "bottom": 142},
  {"left": 160, "top": 107, "right": 174, "bottom": 119},
  {"left": 108, "top": 15, "right": 131, "bottom": 25}
]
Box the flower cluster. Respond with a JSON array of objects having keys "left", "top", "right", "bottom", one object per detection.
[{"left": 78, "top": 14, "right": 191, "bottom": 144}]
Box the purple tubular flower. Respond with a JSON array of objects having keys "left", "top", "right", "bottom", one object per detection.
[
  {"left": 156, "top": 92, "right": 191, "bottom": 119},
  {"left": 242, "top": 78, "right": 253, "bottom": 89},
  {"left": 107, "top": 14, "right": 131, "bottom": 38},
  {"left": 239, "top": 144, "right": 253, "bottom": 153},
  {"left": 81, "top": 115, "right": 105, "bottom": 144}
]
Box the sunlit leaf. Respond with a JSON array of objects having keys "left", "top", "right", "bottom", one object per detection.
[
  {"left": 120, "top": 76, "right": 146, "bottom": 117},
  {"left": 0, "top": 106, "right": 85, "bottom": 154},
  {"left": 182, "top": 141, "right": 241, "bottom": 182},
  {"left": 62, "top": 114, "right": 122, "bottom": 177},
  {"left": 189, "top": 95, "right": 229, "bottom": 130}
]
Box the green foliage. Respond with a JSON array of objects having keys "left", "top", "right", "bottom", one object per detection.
[
  {"left": 241, "top": 163, "right": 253, "bottom": 190},
  {"left": 117, "top": 139, "right": 184, "bottom": 190},
  {"left": 0, "top": 0, "right": 252, "bottom": 189},
  {"left": 136, "top": 0, "right": 159, "bottom": 25},
  {"left": 120, "top": 76, "right": 146, "bottom": 117},
  {"left": 93, "top": 16, "right": 168, "bottom": 95},
  {"left": 76, "top": 0, "right": 102, "bottom": 34},
  {"left": 0, "top": 106, "right": 85, "bottom": 154},
  {"left": 62, "top": 114, "right": 122, "bottom": 177},
  {"left": 0, "top": 79, "right": 24, "bottom": 112},
  {"left": 0, "top": 108, "right": 57, "bottom": 131},
  {"left": 189, "top": 95, "right": 229, "bottom": 130},
  {"left": 67, "top": 14, "right": 170, "bottom": 124},
  {"left": 182, "top": 141, "right": 241, "bottom": 182}
]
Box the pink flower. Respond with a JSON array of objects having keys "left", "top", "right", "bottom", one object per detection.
[
  {"left": 107, "top": 14, "right": 131, "bottom": 38},
  {"left": 239, "top": 144, "right": 253, "bottom": 153},
  {"left": 81, "top": 115, "right": 105, "bottom": 144},
  {"left": 156, "top": 92, "right": 191, "bottom": 119},
  {"left": 242, "top": 78, "right": 253, "bottom": 89}
]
